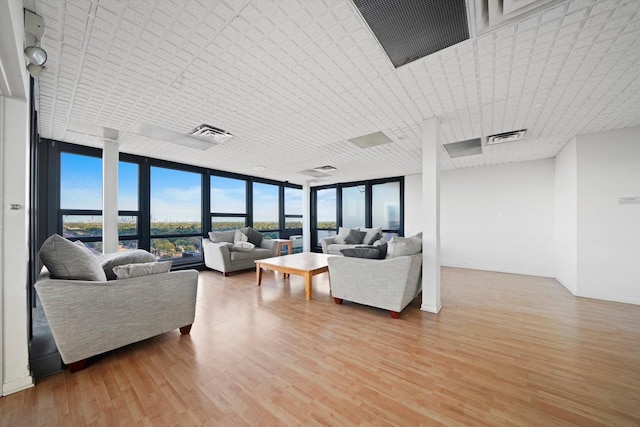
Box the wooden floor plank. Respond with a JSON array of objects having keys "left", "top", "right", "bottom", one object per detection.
[{"left": 2, "top": 267, "right": 640, "bottom": 426}]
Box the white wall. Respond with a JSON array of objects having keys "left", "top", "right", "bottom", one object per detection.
[
  {"left": 554, "top": 138, "right": 578, "bottom": 294},
  {"left": 404, "top": 174, "right": 423, "bottom": 237},
  {"left": 575, "top": 127, "right": 640, "bottom": 305},
  {"left": 406, "top": 159, "right": 556, "bottom": 277},
  {"left": 0, "top": 0, "right": 34, "bottom": 395}
]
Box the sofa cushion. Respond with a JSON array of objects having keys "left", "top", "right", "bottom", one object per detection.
[
  {"left": 386, "top": 234, "right": 422, "bottom": 258},
  {"left": 113, "top": 261, "right": 172, "bottom": 279},
  {"left": 209, "top": 230, "right": 235, "bottom": 243},
  {"left": 246, "top": 227, "right": 264, "bottom": 247},
  {"left": 359, "top": 227, "right": 382, "bottom": 246},
  {"left": 39, "top": 234, "right": 107, "bottom": 281},
  {"left": 230, "top": 247, "right": 272, "bottom": 261},
  {"left": 232, "top": 241, "right": 255, "bottom": 252},
  {"left": 344, "top": 229, "right": 366, "bottom": 244},
  {"left": 99, "top": 249, "right": 157, "bottom": 280},
  {"left": 341, "top": 242, "right": 387, "bottom": 259},
  {"left": 327, "top": 244, "right": 357, "bottom": 255}
]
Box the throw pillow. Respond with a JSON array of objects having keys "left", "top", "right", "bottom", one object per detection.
[
  {"left": 232, "top": 241, "right": 255, "bottom": 252},
  {"left": 246, "top": 227, "right": 264, "bottom": 247},
  {"left": 386, "top": 235, "right": 422, "bottom": 258},
  {"left": 113, "top": 261, "right": 172, "bottom": 279},
  {"left": 344, "top": 229, "right": 366, "bottom": 245},
  {"left": 359, "top": 227, "right": 382, "bottom": 246},
  {"left": 333, "top": 227, "right": 351, "bottom": 244},
  {"left": 99, "top": 249, "right": 157, "bottom": 280},
  {"left": 234, "top": 229, "right": 248, "bottom": 243},
  {"left": 209, "top": 230, "right": 235, "bottom": 243},
  {"left": 367, "top": 231, "right": 382, "bottom": 245},
  {"left": 39, "top": 234, "right": 107, "bottom": 281}
]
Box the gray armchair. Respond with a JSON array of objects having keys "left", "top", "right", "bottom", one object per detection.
[
  {"left": 327, "top": 233, "right": 423, "bottom": 318},
  {"left": 35, "top": 268, "right": 198, "bottom": 371}
]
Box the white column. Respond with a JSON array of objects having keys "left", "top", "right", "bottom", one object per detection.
[
  {"left": 302, "top": 182, "right": 311, "bottom": 252},
  {"left": 421, "top": 118, "right": 442, "bottom": 313},
  {"left": 102, "top": 140, "right": 119, "bottom": 254},
  {"left": 0, "top": 97, "right": 34, "bottom": 395}
]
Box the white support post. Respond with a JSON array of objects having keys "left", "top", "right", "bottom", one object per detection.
[
  {"left": 421, "top": 118, "right": 442, "bottom": 314},
  {"left": 102, "top": 140, "right": 119, "bottom": 254},
  {"left": 302, "top": 182, "right": 311, "bottom": 252}
]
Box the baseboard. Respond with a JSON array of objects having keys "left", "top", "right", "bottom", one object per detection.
[
  {"left": 421, "top": 302, "right": 442, "bottom": 314},
  {"left": 2, "top": 375, "right": 34, "bottom": 396}
]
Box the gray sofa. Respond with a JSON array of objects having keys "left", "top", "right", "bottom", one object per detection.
[
  {"left": 328, "top": 233, "right": 422, "bottom": 318},
  {"left": 320, "top": 226, "right": 385, "bottom": 255},
  {"left": 35, "top": 234, "right": 198, "bottom": 371},
  {"left": 203, "top": 227, "right": 279, "bottom": 275}
]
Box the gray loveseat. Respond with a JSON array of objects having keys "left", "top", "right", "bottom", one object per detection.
[
  {"left": 203, "top": 227, "right": 279, "bottom": 275},
  {"left": 35, "top": 234, "right": 198, "bottom": 372},
  {"left": 328, "top": 233, "right": 423, "bottom": 318},
  {"left": 320, "top": 226, "right": 385, "bottom": 255}
]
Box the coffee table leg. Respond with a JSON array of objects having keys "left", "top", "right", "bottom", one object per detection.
[
  {"left": 256, "top": 264, "right": 263, "bottom": 286},
  {"left": 304, "top": 272, "right": 312, "bottom": 300}
]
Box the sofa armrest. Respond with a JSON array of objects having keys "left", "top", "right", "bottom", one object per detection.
[
  {"left": 35, "top": 270, "right": 198, "bottom": 364},
  {"left": 328, "top": 254, "right": 422, "bottom": 312},
  {"left": 202, "top": 238, "right": 233, "bottom": 272},
  {"left": 260, "top": 239, "right": 279, "bottom": 256},
  {"left": 319, "top": 236, "right": 336, "bottom": 254}
]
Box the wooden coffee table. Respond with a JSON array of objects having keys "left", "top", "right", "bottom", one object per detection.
[{"left": 255, "top": 252, "right": 334, "bottom": 300}]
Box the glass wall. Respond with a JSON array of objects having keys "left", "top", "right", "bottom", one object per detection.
[
  {"left": 341, "top": 185, "right": 365, "bottom": 229},
  {"left": 210, "top": 176, "right": 247, "bottom": 230},
  {"left": 150, "top": 166, "right": 202, "bottom": 262},
  {"left": 372, "top": 181, "right": 401, "bottom": 240},
  {"left": 316, "top": 188, "right": 337, "bottom": 241},
  {"left": 311, "top": 177, "right": 403, "bottom": 250},
  {"left": 118, "top": 161, "right": 139, "bottom": 251},
  {"left": 284, "top": 187, "right": 303, "bottom": 229},
  {"left": 48, "top": 141, "right": 303, "bottom": 268},
  {"left": 253, "top": 182, "right": 279, "bottom": 238},
  {"left": 60, "top": 152, "right": 103, "bottom": 253}
]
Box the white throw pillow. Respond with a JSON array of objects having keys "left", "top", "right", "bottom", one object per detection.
[
  {"left": 234, "top": 229, "right": 248, "bottom": 243},
  {"left": 333, "top": 227, "right": 351, "bottom": 244}
]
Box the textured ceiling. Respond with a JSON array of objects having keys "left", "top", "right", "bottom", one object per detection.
[{"left": 30, "top": 0, "right": 640, "bottom": 185}]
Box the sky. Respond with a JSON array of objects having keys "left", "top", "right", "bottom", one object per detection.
[{"left": 60, "top": 153, "right": 302, "bottom": 223}]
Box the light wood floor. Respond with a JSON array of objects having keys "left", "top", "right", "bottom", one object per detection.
[{"left": 2, "top": 267, "right": 640, "bottom": 426}]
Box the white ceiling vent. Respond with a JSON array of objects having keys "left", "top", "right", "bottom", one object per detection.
[
  {"left": 473, "top": 0, "right": 565, "bottom": 35},
  {"left": 314, "top": 165, "right": 338, "bottom": 172},
  {"left": 486, "top": 129, "right": 527, "bottom": 145},
  {"left": 190, "top": 124, "right": 233, "bottom": 143},
  {"left": 349, "top": 131, "right": 393, "bottom": 149}
]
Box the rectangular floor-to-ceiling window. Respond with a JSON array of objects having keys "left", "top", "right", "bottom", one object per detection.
[
  {"left": 60, "top": 152, "right": 103, "bottom": 253},
  {"left": 372, "top": 180, "right": 401, "bottom": 240},
  {"left": 284, "top": 187, "right": 303, "bottom": 229},
  {"left": 118, "top": 160, "right": 139, "bottom": 250},
  {"left": 315, "top": 187, "right": 337, "bottom": 247},
  {"left": 341, "top": 185, "right": 366, "bottom": 229},
  {"left": 150, "top": 166, "right": 202, "bottom": 263},
  {"left": 253, "top": 182, "right": 280, "bottom": 238},
  {"left": 210, "top": 175, "right": 247, "bottom": 231},
  {"left": 311, "top": 177, "right": 403, "bottom": 250}
]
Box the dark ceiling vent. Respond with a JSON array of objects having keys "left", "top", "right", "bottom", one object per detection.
[
  {"left": 190, "top": 124, "right": 233, "bottom": 143},
  {"left": 443, "top": 137, "right": 482, "bottom": 158},
  {"left": 352, "top": 0, "right": 470, "bottom": 68}
]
